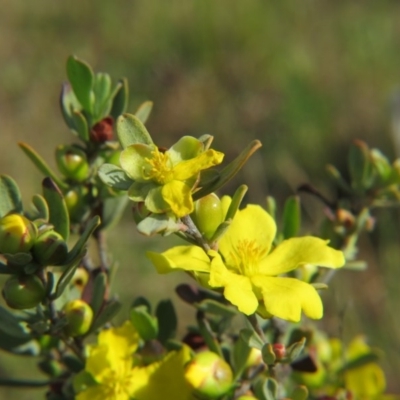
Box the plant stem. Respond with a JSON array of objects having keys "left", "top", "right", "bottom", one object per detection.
[
  {"left": 0, "top": 378, "right": 52, "bottom": 388},
  {"left": 181, "top": 215, "right": 210, "bottom": 252},
  {"left": 247, "top": 314, "right": 266, "bottom": 343}
]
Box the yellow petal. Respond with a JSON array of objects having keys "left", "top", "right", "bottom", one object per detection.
[
  {"left": 147, "top": 246, "right": 211, "bottom": 274},
  {"left": 85, "top": 346, "right": 112, "bottom": 383},
  {"left": 344, "top": 363, "right": 386, "bottom": 398},
  {"left": 98, "top": 321, "right": 139, "bottom": 358},
  {"left": 219, "top": 205, "right": 276, "bottom": 264},
  {"left": 131, "top": 347, "right": 193, "bottom": 400},
  {"left": 120, "top": 144, "right": 155, "bottom": 181},
  {"left": 162, "top": 180, "right": 193, "bottom": 217},
  {"left": 259, "top": 237, "right": 345, "bottom": 276},
  {"left": 173, "top": 149, "right": 224, "bottom": 181},
  {"left": 209, "top": 255, "right": 258, "bottom": 315},
  {"left": 252, "top": 276, "right": 323, "bottom": 322}
]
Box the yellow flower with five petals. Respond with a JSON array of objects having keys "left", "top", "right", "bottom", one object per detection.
[{"left": 147, "top": 205, "right": 345, "bottom": 322}]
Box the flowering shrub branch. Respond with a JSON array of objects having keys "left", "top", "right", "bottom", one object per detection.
[{"left": 0, "top": 56, "right": 398, "bottom": 400}]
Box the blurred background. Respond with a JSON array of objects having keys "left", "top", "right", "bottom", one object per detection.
[{"left": 1, "top": 0, "right": 400, "bottom": 397}]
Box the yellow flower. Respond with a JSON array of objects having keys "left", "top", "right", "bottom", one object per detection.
[
  {"left": 120, "top": 136, "right": 224, "bottom": 217},
  {"left": 75, "top": 321, "right": 194, "bottom": 400},
  {"left": 343, "top": 336, "right": 386, "bottom": 400},
  {"left": 147, "top": 205, "right": 344, "bottom": 322}
]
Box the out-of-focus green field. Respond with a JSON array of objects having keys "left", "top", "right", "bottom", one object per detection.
[{"left": 1, "top": 0, "right": 400, "bottom": 397}]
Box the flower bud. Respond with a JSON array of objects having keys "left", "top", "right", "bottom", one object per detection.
[
  {"left": 272, "top": 343, "right": 286, "bottom": 360},
  {"left": 237, "top": 396, "right": 258, "bottom": 400},
  {"left": 32, "top": 230, "right": 68, "bottom": 265},
  {"left": 63, "top": 300, "right": 93, "bottom": 337},
  {"left": 64, "top": 187, "right": 89, "bottom": 222},
  {"left": 2, "top": 274, "right": 46, "bottom": 309},
  {"left": 184, "top": 351, "right": 233, "bottom": 399},
  {"left": 0, "top": 214, "right": 37, "bottom": 254},
  {"left": 191, "top": 193, "right": 224, "bottom": 240},
  {"left": 55, "top": 145, "right": 89, "bottom": 182}
]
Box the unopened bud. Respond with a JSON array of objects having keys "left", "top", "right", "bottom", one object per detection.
[
  {"left": 191, "top": 193, "right": 224, "bottom": 240},
  {"left": 0, "top": 214, "right": 37, "bottom": 254},
  {"left": 2, "top": 274, "right": 46, "bottom": 309},
  {"left": 63, "top": 300, "right": 93, "bottom": 337},
  {"left": 184, "top": 351, "right": 233, "bottom": 399},
  {"left": 272, "top": 343, "right": 286, "bottom": 360},
  {"left": 32, "top": 230, "right": 68, "bottom": 265},
  {"left": 55, "top": 145, "right": 89, "bottom": 182}
]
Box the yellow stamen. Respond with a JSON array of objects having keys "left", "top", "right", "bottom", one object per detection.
[
  {"left": 230, "top": 239, "right": 267, "bottom": 276},
  {"left": 143, "top": 148, "right": 174, "bottom": 184}
]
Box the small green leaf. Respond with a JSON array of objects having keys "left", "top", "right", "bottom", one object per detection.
[
  {"left": 193, "top": 140, "right": 262, "bottom": 199},
  {"left": 31, "top": 194, "right": 49, "bottom": 220},
  {"left": 52, "top": 253, "right": 85, "bottom": 300},
  {"left": 90, "top": 272, "right": 107, "bottom": 317},
  {"left": 62, "top": 354, "right": 85, "bottom": 373},
  {"left": 19, "top": 143, "right": 67, "bottom": 190},
  {"left": 100, "top": 195, "right": 129, "bottom": 230},
  {"left": 0, "top": 329, "right": 36, "bottom": 355},
  {"left": 156, "top": 299, "right": 177, "bottom": 344},
  {"left": 117, "top": 113, "right": 153, "bottom": 148},
  {"left": 224, "top": 184, "right": 248, "bottom": 221},
  {"left": 93, "top": 72, "right": 112, "bottom": 120},
  {"left": 65, "top": 216, "right": 100, "bottom": 264},
  {"left": 240, "top": 328, "right": 264, "bottom": 350},
  {"left": 291, "top": 386, "right": 309, "bottom": 400},
  {"left": 130, "top": 306, "right": 158, "bottom": 341},
  {"left": 135, "top": 101, "right": 153, "bottom": 124},
  {"left": 370, "top": 149, "right": 392, "bottom": 182},
  {"left": 89, "top": 299, "right": 122, "bottom": 333},
  {"left": 254, "top": 377, "right": 278, "bottom": 400},
  {"left": 0, "top": 175, "right": 23, "bottom": 217},
  {"left": 60, "top": 83, "right": 82, "bottom": 130},
  {"left": 232, "top": 336, "right": 251, "bottom": 377},
  {"left": 71, "top": 110, "right": 89, "bottom": 142},
  {"left": 42, "top": 178, "right": 70, "bottom": 241},
  {"left": 325, "top": 164, "right": 353, "bottom": 193},
  {"left": 209, "top": 220, "right": 231, "bottom": 243},
  {"left": 348, "top": 140, "right": 375, "bottom": 191},
  {"left": 110, "top": 78, "right": 129, "bottom": 120},
  {"left": 98, "top": 163, "right": 133, "bottom": 190},
  {"left": 338, "top": 352, "right": 381, "bottom": 374},
  {"left": 132, "top": 296, "right": 152, "bottom": 314},
  {"left": 198, "top": 299, "right": 238, "bottom": 318},
  {"left": 4, "top": 252, "right": 33, "bottom": 266},
  {"left": 310, "top": 283, "right": 328, "bottom": 290},
  {"left": 282, "top": 196, "right": 301, "bottom": 239},
  {"left": 266, "top": 196, "right": 277, "bottom": 220},
  {"left": 137, "top": 214, "right": 181, "bottom": 236},
  {"left": 287, "top": 337, "right": 306, "bottom": 362},
  {"left": 66, "top": 56, "right": 94, "bottom": 113},
  {"left": 0, "top": 305, "right": 32, "bottom": 339},
  {"left": 261, "top": 343, "right": 276, "bottom": 365}
]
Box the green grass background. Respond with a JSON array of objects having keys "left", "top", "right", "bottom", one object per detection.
[{"left": 1, "top": 0, "right": 400, "bottom": 397}]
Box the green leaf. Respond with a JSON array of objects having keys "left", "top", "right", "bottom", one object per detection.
[
  {"left": 338, "top": 352, "right": 381, "bottom": 374},
  {"left": 254, "top": 377, "right": 278, "bottom": 400},
  {"left": 117, "top": 113, "right": 153, "bottom": 148},
  {"left": 90, "top": 272, "right": 107, "bottom": 317},
  {"left": 198, "top": 299, "right": 238, "bottom": 318},
  {"left": 132, "top": 296, "right": 152, "bottom": 314},
  {"left": 348, "top": 140, "right": 375, "bottom": 191},
  {"left": 19, "top": 142, "right": 67, "bottom": 190},
  {"left": 266, "top": 196, "right": 277, "bottom": 220},
  {"left": 261, "top": 343, "right": 276, "bottom": 365},
  {"left": 0, "top": 305, "right": 32, "bottom": 339},
  {"left": 42, "top": 178, "right": 70, "bottom": 241},
  {"left": 291, "top": 386, "right": 309, "bottom": 400},
  {"left": 98, "top": 163, "right": 133, "bottom": 190},
  {"left": 240, "top": 328, "right": 264, "bottom": 350},
  {"left": 66, "top": 56, "right": 94, "bottom": 113},
  {"left": 100, "top": 195, "right": 129, "bottom": 230},
  {"left": 370, "top": 149, "right": 392, "bottom": 182},
  {"left": 110, "top": 78, "right": 129, "bottom": 120},
  {"left": 52, "top": 253, "right": 85, "bottom": 300},
  {"left": 137, "top": 214, "right": 181, "bottom": 236},
  {"left": 0, "top": 175, "right": 22, "bottom": 217},
  {"left": 135, "top": 101, "right": 153, "bottom": 124},
  {"left": 89, "top": 299, "right": 122, "bottom": 333},
  {"left": 31, "top": 194, "right": 49, "bottom": 220},
  {"left": 224, "top": 184, "right": 248, "bottom": 221},
  {"left": 325, "top": 164, "right": 352, "bottom": 194},
  {"left": 93, "top": 73, "right": 112, "bottom": 121},
  {"left": 65, "top": 216, "right": 100, "bottom": 264},
  {"left": 0, "top": 329, "right": 36, "bottom": 355},
  {"left": 193, "top": 140, "right": 262, "bottom": 199},
  {"left": 282, "top": 196, "right": 301, "bottom": 239},
  {"left": 130, "top": 306, "right": 158, "bottom": 341},
  {"left": 4, "top": 252, "right": 33, "bottom": 266},
  {"left": 232, "top": 336, "right": 251, "bottom": 377},
  {"left": 71, "top": 110, "right": 89, "bottom": 142},
  {"left": 156, "top": 300, "right": 177, "bottom": 344},
  {"left": 209, "top": 220, "right": 231, "bottom": 243},
  {"left": 287, "top": 337, "right": 306, "bottom": 362},
  {"left": 60, "top": 83, "right": 82, "bottom": 131}
]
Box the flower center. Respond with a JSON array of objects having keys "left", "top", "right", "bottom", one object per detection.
[
  {"left": 230, "top": 239, "right": 268, "bottom": 277},
  {"left": 103, "top": 367, "right": 134, "bottom": 399},
  {"left": 144, "top": 148, "right": 174, "bottom": 184}
]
